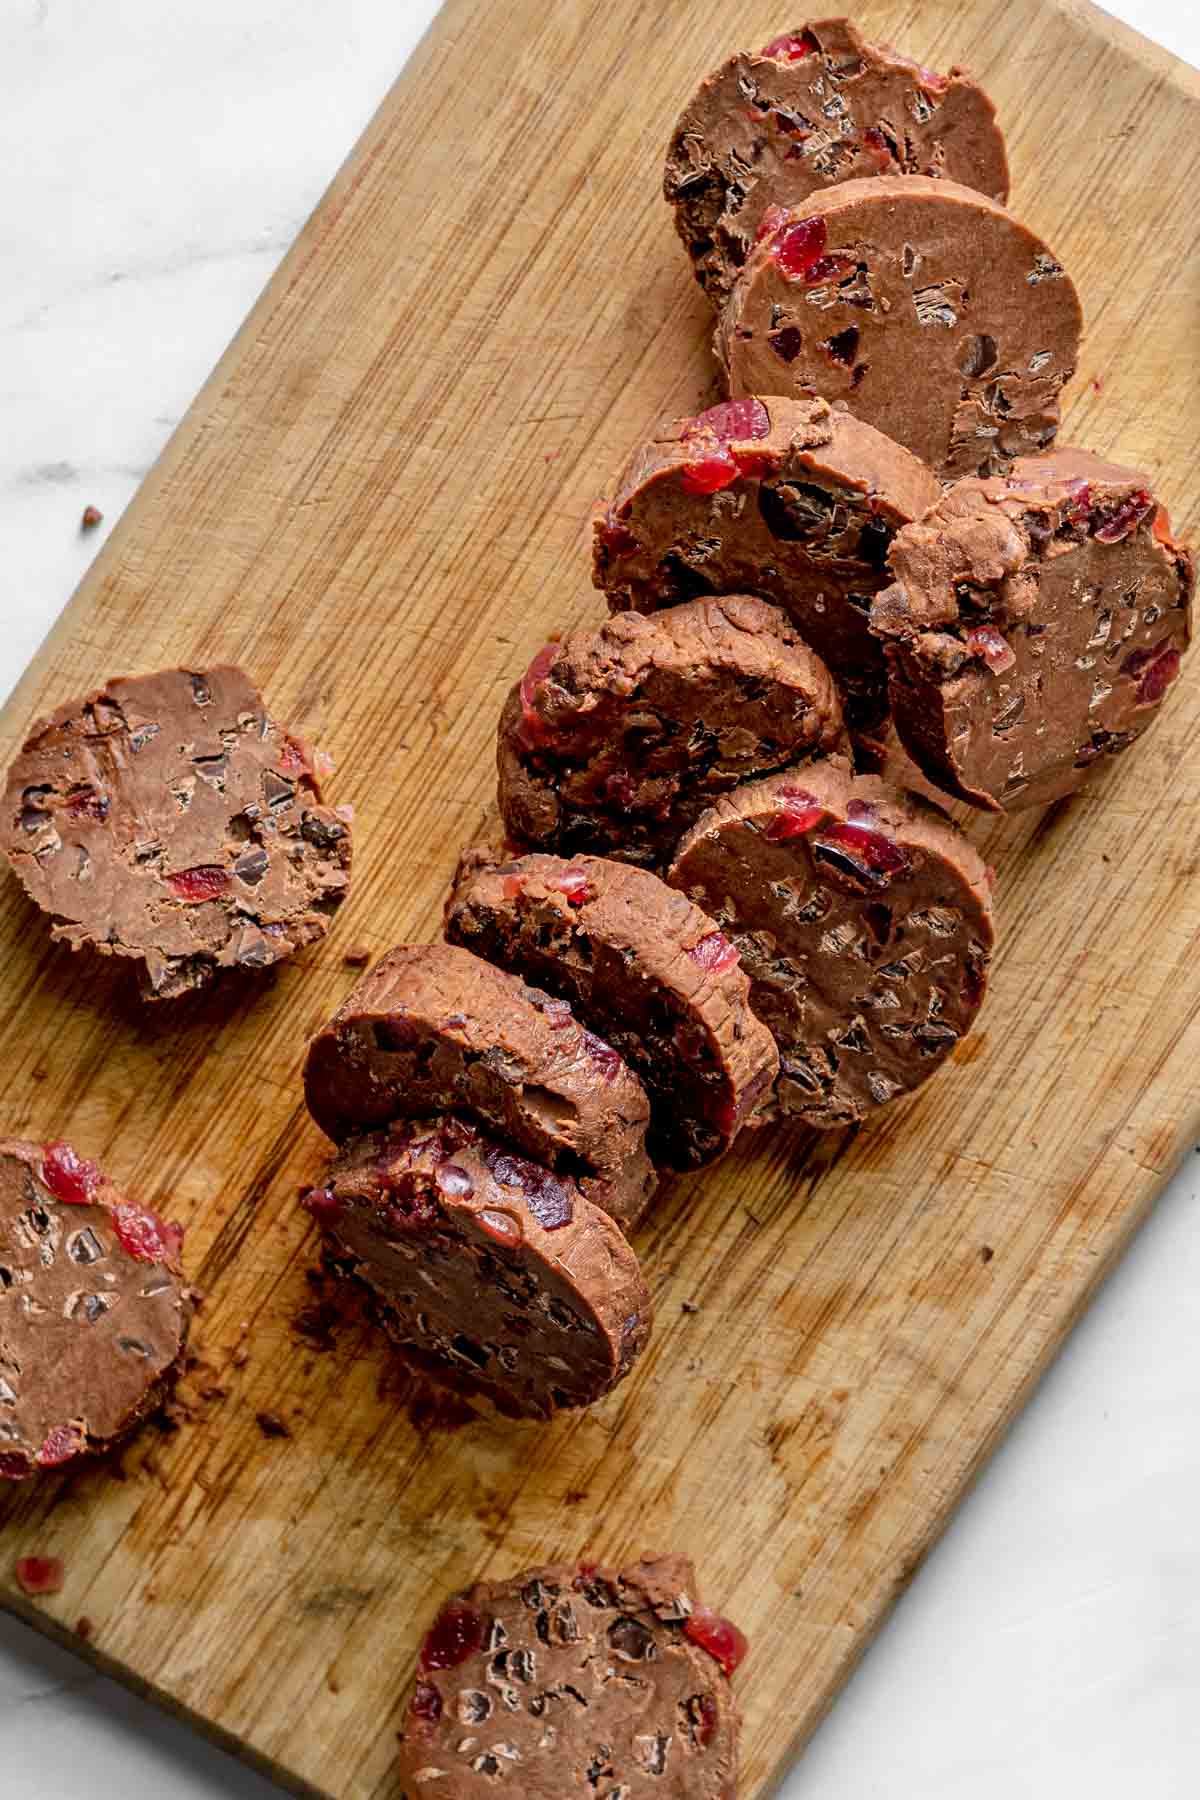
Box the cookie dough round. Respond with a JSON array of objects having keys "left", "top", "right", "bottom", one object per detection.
[
  {"left": 498, "top": 597, "right": 845, "bottom": 866},
  {"left": 303, "top": 943, "right": 656, "bottom": 1228},
  {"left": 871, "top": 449, "right": 1195, "bottom": 810},
  {"left": 593, "top": 395, "right": 939, "bottom": 726},
  {"left": 446, "top": 849, "right": 779, "bottom": 1169},
  {"left": 303, "top": 1118, "right": 651, "bottom": 1420},
  {"left": 2, "top": 665, "right": 352, "bottom": 1000},
  {"left": 0, "top": 1138, "right": 190, "bottom": 1480},
  {"left": 668, "top": 761, "right": 994, "bottom": 1126},
  {"left": 666, "top": 16, "right": 1009, "bottom": 303},
  {"left": 717, "top": 176, "right": 1082, "bottom": 479},
  {"left": 397, "top": 1553, "right": 742, "bottom": 1795}
]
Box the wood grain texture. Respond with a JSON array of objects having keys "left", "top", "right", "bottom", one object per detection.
[{"left": 1, "top": 1, "right": 1197, "bottom": 1794}]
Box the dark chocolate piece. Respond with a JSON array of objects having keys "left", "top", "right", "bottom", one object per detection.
[
  {"left": 717, "top": 176, "right": 1082, "bottom": 479},
  {"left": 668, "top": 760, "right": 994, "bottom": 1126},
  {"left": 446, "top": 849, "right": 780, "bottom": 1169},
  {"left": 871, "top": 448, "right": 1194, "bottom": 809},
  {"left": 666, "top": 16, "right": 1009, "bottom": 304},
  {"left": 0, "top": 1138, "right": 190, "bottom": 1479},
  {"left": 497, "top": 596, "right": 845, "bottom": 867},
  {"left": 303, "top": 1118, "right": 651, "bottom": 1420},
  {"left": 303, "top": 943, "right": 656, "bottom": 1228},
  {"left": 397, "top": 1552, "right": 742, "bottom": 1795},
  {"left": 1, "top": 665, "right": 352, "bottom": 999},
  {"left": 593, "top": 396, "right": 939, "bottom": 727}
]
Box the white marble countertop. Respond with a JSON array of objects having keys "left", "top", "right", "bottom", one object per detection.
[{"left": 2, "top": 2, "right": 1198, "bottom": 1794}]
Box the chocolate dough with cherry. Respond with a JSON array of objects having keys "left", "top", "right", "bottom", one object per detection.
[
  {"left": 446, "top": 848, "right": 779, "bottom": 1169},
  {"left": 397, "top": 1553, "right": 742, "bottom": 1796},
  {"left": 718, "top": 176, "right": 1082, "bottom": 479},
  {"left": 593, "top": 395, "right": 939, "bottom": 726},
  {"left": 666, "top": 16, "right": 1008, "bottom": 303},
  {"left": 669, "top": 760, "right": 994, "bottom": 1126},
  {"left": 303, "top": 1118, "right": 651, "bottom": 1420},
  {"left": 498, "top": 596, "right": 845, "bottom": 866},
  {"left": 303, "top": 943, "right": 655, "bottom": 1228},
  {"left": 1, "top": 665, "right": 352, "bottom": 999},
  {"left": 871, "top": 449, "right": 1194, "bottom": 809},
  {"left": 0, "top": 1138, "right": 190, "bottom": 1480}
]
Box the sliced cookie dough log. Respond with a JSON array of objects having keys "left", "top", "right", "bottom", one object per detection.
[
  {"left": 302, "top": 1119, "right": 651, "bottom": 1420},
  {"left": 666, "top": 16, "right": 1008, "bottom": 304},
  {"left": 446, "top": 849, "right": 780, "bottom": 1169},
  {"left": 397, "top": 1552, "right": 743, "bottom": 1794},
  {"left": 304, "top": 943, "right": 656, "bottom": 1228},
  {"left": 1, "top": 665, "right": 352, "bottom": 1000},
  {"left": 718, "top": 176, "right": 1082, "bottom": 480},
  {"left": 871, "top": 449, "right": 1195, "bottom": 810},
  {"left": 0, "top": 1138, "right": 190, "bottom": 1480},
  {"left": 593, "top": 395, "right": 939, "bottom": 726},
  {"left": 498, "top": 596, "right": 845, "bottom": 866},
  {"left": 669, "top": 761, "right": 993, "bottom": 1127}
]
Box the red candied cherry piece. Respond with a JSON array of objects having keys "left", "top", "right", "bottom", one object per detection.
[
  {"left": 598, "top": 511, "right": 641, "bottom": 558},
  {"left": 680, "top": 448, "right": 738, "bottom": 496},
  {"left": 110, "top": 1203, "right": 184, "bottom": 1267},
  {"left": 1124, "top": 638, "right": 1181, "bottom": 704},
  {"left": 680, "top": 399, "right": 771, "bottom": 495},
  {"left": 166, "top": 864, "right": 230, "bottom": 904},
  {"left": 552, "top": 867, "right": 593, "bottom": 906},
  {"left": 582, "top": 1031, "right": 624, "bottom": 1082},
  {"left": 15, "top": 1556, "right": 64, "bottom": 1597},
  {"left": 695, "top": 1691, "right": 720, "bottom": 1746},
  {"left": 1061, "top": 479, "right": 1092, "bottom": 528},
  {"left": 518, "top": 642, "right": 561, "bottom": 747},
  {"left": 764, "top": 787, "right": 827, "bottom": 842},
  {"left": 1091, "top": 489, "right": 1154, "bottom": 543},
  {"left": 420, "top": 1602, "right": 485, "bottom": 1671},
  {"left": 276, "top": 734, "right": 312, "bottom": 777},
  {"left": 688, "top": 932, "right": 740, "bottom": 974},
  {"left": 64, "top": 787, "right": 109, "bottom": 822},
  {"left": 37, "top": 1424, "right": 86, "bottom": 1469},
  {"left": 760, "top": 30, "right": 817, "bottom": 60},
  {"left": 768, "top": 325, "right": 804, "bottom": 362},
  {"left": 41, "top": 1141, "right": 101, "bottom": 1207},
  {"left": 755, "top": 202, "right": 790, "bottom": 246},
  {"left": 685, "top": 1605, "right": 749, "bottom": 1675},
  {"left": 302, "top": 1186, "right": 342, "bottom": 1225},
  {"left": 861, "top": 125, "right": 892, "bottom": 169},
  {"left": 822, "top": 820, "right": 910, "bottom": 876},
  {"left": 964, "top": 624, "right": 1017, "bottom": 674},
  {"left": 0, "top": 1453, "right": 32, "bottom": 1481},
  {"left": 774, "top": 215, "right": 851, "bottom": 285},
  {"left": 409, "top": 1679, "right": 443, "bottom": 1723}
]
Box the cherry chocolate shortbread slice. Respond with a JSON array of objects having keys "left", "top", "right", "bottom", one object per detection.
[
  {"left": 718, "top": 176, "right": 1082, "bottom": 480},
  {"left": 302, "top": 1117, "right": 651, "bottom": 1421},
  {"left": 498, "top": 596, "right": 845, "bottom": 867},
  {"left": 446, "top": 848, "right": 779, "bottom": 1169},
  {"left": 1, "top": 665, "right": 352, "bottom": 1000},
  {"left": 593, "top": 395, "right": 938, "bottom": 727},
  {"left": 871, "top": 448, "right": 1194, "bottom": 810},
  {"left": 397, "top": 1553, "right": 743, "bottom": 1795},
  {"left": 669, "top": 759, "right": 994, "bottom": 1127},
  {"left": 304, "top": 943, "right": 656, "bottom": 1229},
  {"left": 0, "top": 1137, "right": 190, "bottom": 1480},
  {"left": 666, "top": 15, "right": 1008, "bottom": 304}
]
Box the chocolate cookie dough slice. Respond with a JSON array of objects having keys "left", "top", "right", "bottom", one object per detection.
[
  {"left": 718, "top": 176, "right": 1082, "bottom": 479},
  {"left": 871, "top": 449, "right": 1195, "bottom": 810},
  {"left": 397, "top": 1553, "right": 743, "bottom": 1794},
  {"left": 669, "top": 761, "right": 993, "bottom": 1127},
  {"left": 593, "top": 395, "right": 939, "bottom": 726},
  {"left": 666, "top": 16, "right": 1009, "bottom": 303},
  {"left": 446, "top": 849, "right": 779, "bottom": 1169},
  {"left": 304, "top": 943, "right": 655, "bottom": 1228},
  {"left": 2, "top": 666, "right": 352, "bottom": 1000},
  {"left": 0, "top": 1138, "right": 190, "bottom": 1480},
  {"left": 498, "top": 597, "right": 845, "bottom": 866},
  {"left": 303, "top": 1118, "right": 651, "bottom": 1420}
]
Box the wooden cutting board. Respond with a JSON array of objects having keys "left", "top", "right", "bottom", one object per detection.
[{"left": 1, "top": 1, "right": 1197, "bottom": 1793}]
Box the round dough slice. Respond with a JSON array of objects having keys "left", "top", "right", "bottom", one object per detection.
[
  {"left": 0, "top": 1138, "right": 190, "bottom": 1480},
  {"left": 666, "top": 16, "right": 1009, "bottom": 303},
  {"left": 593, "top": 395, "right": 939, "bottom": 726},
  {"left": 302, "top": 1118, "right": 652, "bottom": 1420},
  {"left": 717, "top": 176, "right": 1082, "bottom": 479},
  {"left": 871, "top": 449, "right": 1195, "bottom": 810},
  {"left": 397, "top": 1553, "right": 742, "bottom": 1795},
  {"left": 668, "top": 761, "right": 994, "bottom": 1127},
  {"left": 446, "top": 849, "right": 780, "bottom": 1169},
  {"left": 1, "top": 665, "right": 352, "bottom": 1000},
  {"left": 497, "top": 596, "right": 845, "bottom": 866},
  {"left": 303, "top": 943, "right": 656, "bottom": 1229}
]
